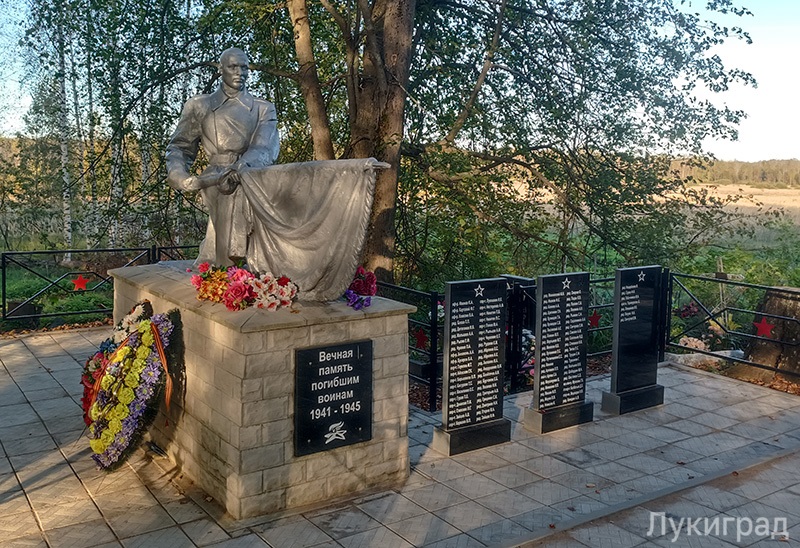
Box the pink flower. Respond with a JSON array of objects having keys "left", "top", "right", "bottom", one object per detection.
[
  {"left": 198, "top": 262, "right": 210, "bottom": 273},
  {"left": 227, "top": 267, "right": 255, "bottom": 283},
  {"left": 191, "top": 274, "right": 203, "bottom": 288},
  {"left": 223, "top": 280, "right": 254, "bottom": 311}
]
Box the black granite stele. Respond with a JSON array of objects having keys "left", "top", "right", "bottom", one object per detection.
[
  {"left": 295, "top": 341, "right": 373, "bottom": 456},
  {"left": 433, "top": 278, "right": 511, "bottom": 456},
  {"left": 602, "top": 266, "right": 665, "bottom": 415},
  {"left": 524, "top": 272, "right": 593, "bottom": 434}
]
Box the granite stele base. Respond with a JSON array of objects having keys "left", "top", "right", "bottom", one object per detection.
[{"left": 110, "top": 262, "right": 414, "bottom": 520}]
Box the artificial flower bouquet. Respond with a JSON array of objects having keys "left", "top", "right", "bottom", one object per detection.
[
  {"left": 190, "top": 262, "right": 298, "bottom": 311},
  {"left": 81, "top": 301, "right": 179, "bottom": 470},
  {"left": 344, "top": 266, "right": 377, "bottom": 310}
]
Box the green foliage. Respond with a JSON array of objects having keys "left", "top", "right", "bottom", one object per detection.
[
  {"left": 4, "top": 0, "right": 787, "bottom": 299},
  {"left": 39, "top": 291, "right": 113, "bottom": 327}
]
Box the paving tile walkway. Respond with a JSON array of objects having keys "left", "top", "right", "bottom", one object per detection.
[{"left": 1, "top": 328, "right": 800, "bottom": 547}]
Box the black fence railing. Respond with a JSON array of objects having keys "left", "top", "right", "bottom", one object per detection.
[
  {"left": 1, "top": 245, "right": 199, "bottom": 325},
  {"left": 4, "top": 247, "right": 797, "bottom": 407},
  {"left": 667, "top": 272, "right": 800, "bottom": 379},
  {"left": 377, "top": 281, "right": 443, "bottom": 412}
]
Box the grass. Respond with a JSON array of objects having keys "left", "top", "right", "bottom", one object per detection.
[{"left": 1, "top": 257, "right": 114, "bottom": 331}]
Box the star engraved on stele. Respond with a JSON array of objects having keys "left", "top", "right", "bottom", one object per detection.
[
  {"left": 474, "top": 284, "right": 485, "bottom": 297},
  {"left": 562, "top": 278, "right": 571, "bottom": 290},
  {"left": 638, "top": 271, "right": 646, "bottom": 282}
]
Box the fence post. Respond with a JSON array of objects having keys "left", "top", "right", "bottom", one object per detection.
[
  {"left": 150, "top": 245, "right": 158, "bottom": 264},
  {"left": 1, "top": 253, "right": 5, "bottom": 320},
  {"left": 428, "top": 291, "right": 439, "bottom": 413},
  {"left": 659, "top": 267, "right": 672, "bottom": 362},
  {"left": 507, "top": 282, "right": 523, "bottom": 392}
]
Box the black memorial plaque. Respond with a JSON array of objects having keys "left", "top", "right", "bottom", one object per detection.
[
  {"left": 443, "top": 278, "right": 507, "bottom": 429},
  {"left": 525, "top": 272, "right": 593, "bottom": 433},
  {"left": 602, "top": 266, "right": 665, "bottom": 414},
  {"left": 295, "top": 341, "right": 372, "bottom": 456},
  {"left": 433, "top": 278, "right": 511, "bottom": 455}
]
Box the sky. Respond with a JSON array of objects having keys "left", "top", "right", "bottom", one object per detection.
[
  {"left": 699, "top": 0, "right": 800, "bottom": 161},
  {"left": 0, "top": 1, "right": 797, "bottom": 162}
]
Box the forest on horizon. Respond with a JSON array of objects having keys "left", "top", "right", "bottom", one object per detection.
[{"left": 674, "top": 158, "right": 800, "bottom": 188}]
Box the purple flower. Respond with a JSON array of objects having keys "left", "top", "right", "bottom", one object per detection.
[
  {"left": 152, "top": 315, "right": 174, "bottom": 346},
  {"left": 142, "top": 363, "right": 161, "bottom": 384},
  {"left": 136, "top": 383, "right": 155, "bottom": 400},
  {"left": 344, "top": 289, "right": 357, "bottom": 305},
  {"left": 122, "top": 416, "right": 138, "bottom": 435},
  {"left": 128, "top": 399, "right": 146, "bottom": 419}
]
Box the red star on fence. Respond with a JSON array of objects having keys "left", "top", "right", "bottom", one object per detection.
[
  {"left": 413, "top": 327, "right": 429, "bottom": 349},
  {"left": 753, "top": 317, "right": 775, "bottom": 338},
  {"left": 588, "top": 310, "right": 602, "bottom": 328},
  {"left": 71, "top": 275, "right": 89, "bottom": 291}
]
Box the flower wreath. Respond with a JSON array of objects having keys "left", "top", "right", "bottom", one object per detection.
[
  {"left": 81, "top": 301, "right": 153, "bottom": 425},
  {"left": 82, "top": 301, "right": 177, "bottom": 470}
]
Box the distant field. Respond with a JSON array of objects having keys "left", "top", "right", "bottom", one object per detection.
[{"left": 698, "top": 184, "right": 800, "bottom": 224}]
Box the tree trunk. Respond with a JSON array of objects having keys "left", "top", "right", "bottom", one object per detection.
[
  {"left": 287, "top": 0, "right": 335, "bottom": 160},
  {"left": 357, "top": 0, "right": 416, "bottom": 282},
  {"left": 56, "top": 29, "right": 73, "bottom": 258},
  {"left": 728, "top": 289, "right": 800, "bottom": 385}
]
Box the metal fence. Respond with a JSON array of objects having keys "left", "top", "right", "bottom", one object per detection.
[
  {"left": 376, "top": 281, "right": 443, "bottom": 411},
  {"left": 1, "top": 245, "right": 198, "bottom": 325},
  {"left": 4, "top": 246, "right": 797, "bottom": 405},
  {"left": 667, "top": 272, "right": 800, "bottom": 380}
]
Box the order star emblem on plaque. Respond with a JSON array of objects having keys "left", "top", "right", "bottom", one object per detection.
[{"left": 324, "top": 422, "right": 347, "bottom": 444}]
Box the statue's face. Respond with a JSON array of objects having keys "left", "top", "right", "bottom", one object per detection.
[{"left": 220, "top": 51, "right": 249, "bottom": 90}]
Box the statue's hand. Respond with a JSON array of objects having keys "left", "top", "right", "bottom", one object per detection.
[
  {"left": 218, "top": 171, "right": 241, "bottom": 195},
  {"left": 193, "top": 171, "right": 225, "bottom": 190}
]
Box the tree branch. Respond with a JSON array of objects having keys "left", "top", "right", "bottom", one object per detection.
[
  {"left": 444, "top": 0, "right": 506, "bottom": 144},
  {"left": 357, "top": 0, "right": 388, "bottom": 94}
]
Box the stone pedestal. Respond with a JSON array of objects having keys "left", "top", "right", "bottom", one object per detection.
[
  {"left": 601, "top": 384, "right": 664, "bottom": 415},
  {"left": 110, "top": 262, "right": 413, "bottom": 519},
  {"left": 523, "top": 402, "right": 594, "bottom": 435},
  {"left": 432, "top": 419, "right": 511, "bottom": 456}
]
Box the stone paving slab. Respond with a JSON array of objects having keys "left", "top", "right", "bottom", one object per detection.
[{"left": 1, "top": 329, "right": 800, "bottom": 547}]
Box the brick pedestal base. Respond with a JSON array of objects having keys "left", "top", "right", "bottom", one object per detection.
[{"left": 110, "top": 262, "right": 413, "bottom": 519}]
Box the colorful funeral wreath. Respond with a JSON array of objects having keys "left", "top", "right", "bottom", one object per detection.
[{"left": 81, "top": 301, "right": 177, "bottom": 470}]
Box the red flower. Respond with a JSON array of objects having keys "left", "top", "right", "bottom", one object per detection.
[
  {"left": 278, "top": 276, "right": 291, "bottom": 287},
  {"left": 191, "top": 274, "right": 203, "bottom": 289},
  {"left": 198, "top": 262, "right": 210, "bottom": 274},
  {"left": 349, "top": 267, "right": 377, "bottom": 296}
]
